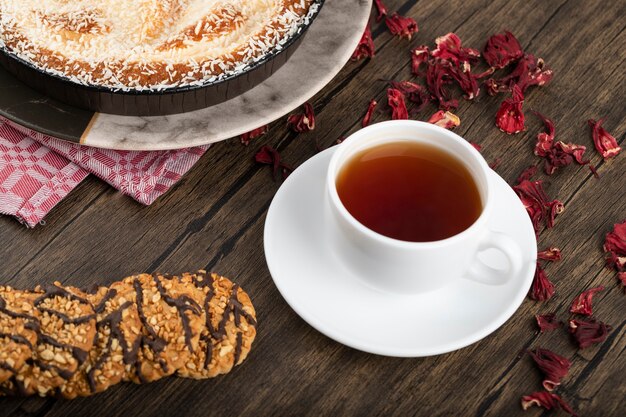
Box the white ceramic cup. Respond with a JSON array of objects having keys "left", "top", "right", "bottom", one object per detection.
[{"left": 325, "top": 120, "right": 523, "bottom": 294}]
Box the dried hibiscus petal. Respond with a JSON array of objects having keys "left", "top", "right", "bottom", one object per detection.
[
  {"left": 619, "top": 272, "right": 626, "bottom": 287},
  {"left": 425, "top": 34, "right": 483, "bottom": 106},
  {"left": 532, "top": 111, "right": 555, "bottom": 157},
  {"left": 555, "top": 142, "right": 587, "bottom": 165},
  {"left": 546, "top": 142, "right": 588, "bottom": 173},
  {"left": 604, "top": 220, "right": 626, "bottom": 271},
  {"left": 547, "top": 201, "right": 563, "bottom": 229},
  {"left": 470, "top": 142, "right": 482, "bottom": 152},
  {"left": 473, "top": 67, "right": 496, "bottom": 80},
  {"left": 529, "top": 263, "right": 555, "bottom": 301},
  {"left": 240, "top": 125, "right": 268, "bottom": 146},
  {"left": 374, "top": 0, "right": 388, "bottom": 22},
  {"left": 352, "top": 25, "right": 375, "bottom": 61},
  {"left": 514, "top": 54, "right": 554, "bottom": 92},
  {"left": 569, "top": 318, "right": 612, "bottom": 349},
  {"left": 387, "top": 88, "right": 409, "bottom": 120},
  {"left": 528, "top": 348, "right": 571, "bottom": 391},
  {"left": 513, "top": 180, "right": 564, "bottom": 234},
  {"left": 536, "top": 313, "right": 563, "bottom": 332},
  {"left": 411, "top": 46, "right": 430, "bottom": 77},
  {"left": 486, "top": 54, "right": 553, "bottom": 95},
  {"left": 450, "top": 62, "right": 480, "bottom": 100},
  {"left": 538, "top": 247, "right": 561, "bottom": 261},
  {"left": 532, "top": 112, "right": 589, "bottom": 174},
  {"left": 570, "top": 286, "right": 604, "bottom": 316},
  {"left": 426, "top": 62, "right": 459, "bottom": 110},
  {"left": 385, "top": 13, "right": 418, "bottom": 40},
  {"left": 287, "top": 103, "right": 315, "bottom": 133},
  {"left": 389, "top": 81, "right": 430, "bottom": 112},
  {"left": 588, "top": 118, "right": 621, "bottom": 159},
  {"left": 496, "top": 85, "right": 525, "bottom": 134},
  {"left": 484, "top": 77, "right": 510, "bottom": 96},
  {"left": 521, "top": 392, "right": 577, "bottom": 416},
  {"left": 483, "top": 31, "right": 524, "bottom": 69},
  {"left": 254, "top": 146, "right": 293, "bottom": 180},
  {"left": 428, "top": 110, "right": 460, "bottom": 130},
  {"left": 542, "top": 146, "right": 573, "bottom": 175},
  {"left": 515, "top": 165, "right": 537, "bottom": 185},
  {"left": 431, "top": 33, "right": 480, "bottom": 66},
  {"left": 362, "top": 99, "right": 378, "bottom": 127}
]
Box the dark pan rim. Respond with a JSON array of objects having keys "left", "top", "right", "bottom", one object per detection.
[{"left": 0, "top": 0, "right": 325, "bottom": 96}]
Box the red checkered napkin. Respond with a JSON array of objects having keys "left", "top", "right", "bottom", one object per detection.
[{"left": 0, "top": 120, "right": 208, "bottom": 227}]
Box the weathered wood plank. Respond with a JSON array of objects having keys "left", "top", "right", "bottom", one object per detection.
[{"left": 0, "top": 0, "right": 624, "bottom": 416}]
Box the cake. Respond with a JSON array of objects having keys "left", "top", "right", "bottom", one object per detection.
[{"left": 0, "top": 0, "right": 318, "bottom": 91}]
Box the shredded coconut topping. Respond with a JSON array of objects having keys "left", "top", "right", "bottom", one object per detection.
[{"left": 0, "top": 0, "right": 317, "bottom": 91}]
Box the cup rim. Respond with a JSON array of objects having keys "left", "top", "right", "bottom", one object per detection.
[{"left": 327, "top": 120, "right": 493, "bottom": 248}]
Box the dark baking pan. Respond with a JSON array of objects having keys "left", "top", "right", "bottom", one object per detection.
[{"left": 0, "top": 0, "right": 324, "bottom": 117}]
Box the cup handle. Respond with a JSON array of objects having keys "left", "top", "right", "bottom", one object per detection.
[{"left": 465, "top": 230, "right": 523, "bottom": 286}]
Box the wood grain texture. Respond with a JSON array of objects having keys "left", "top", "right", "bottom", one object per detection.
[{"left": 0, "top": 0, "right": 624, "bottom": 416}]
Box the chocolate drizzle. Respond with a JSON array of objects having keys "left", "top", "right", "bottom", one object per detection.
[
  {"left": 86, "top": 299, "right": 143, "bottom": 393},
  {"left": 233, "top": 332, "right": 243, "bottom": 366},
  {"left": 0, "top": 362, "right": 16, "bottom": 373},
  {"left": 36, "top": 307, "right": 95, "bottom": 325},
  {"left": 0, "top": 294, "right": 40, "bottom": 340},
  {"left": 33, "top": 352, "right": 74, "bottom": 380},
  {"left": 6, "top": 374, "right": 26, "bottom": 396},
  {"left": 132, "top": 279, "right": 166, "bottom": 354},
  {"left": 1, "top": 294, "right": 37, "bottom": 382},
  {"left": 0, "top": 295, "right": 36, "bottom": 321},
  {"left": 193, "top": 274, "right": 255, "bottom": 372},
  {"left": 100, "top": 300, "right": 140, "bottom": 364},
  {"left": 93, "top": 288, "right": 118, "bottom": 314},
  {"left": 201, "top": 334, "right": 213, "bottom": 369},
  {"left": 134, "top": 352, "right": 148, "bottom": 385},
  {"left": 0, "top": 332, "right": 33, "bottom": 350},
  {"left": 194, "top": 273, "right": 219, "bottom": 367},
  {"left": 0, "top": 331, "right": 32, "bottom": 375},
  {"left": 28, "top": 284, "right": 96, "bottom": 383},
  {"left": 153, "top": 275, "right": 201, "bottom": 353},
  {"left": 35, "top": 283, "right": 90, "bottom": 306},
  {"left": 210, "top": 284, "right": 257, "bottom": 340},
  {"left": 38, "top": 333, "right": 89, "bottom": 367},
  {"left": 132, "top": 278, "right": 169, "bottom": 379},
  {"left": 34, "top": 283, "right": 96, "bottom": 325},
  {"left": 196, "top": 274, "right": 217, "bottom": 337}
]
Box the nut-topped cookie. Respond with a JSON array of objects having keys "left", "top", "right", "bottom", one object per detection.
[
  {"left": 122, "top": 274, "right": 204, "bottom": 384},
  {"left": 60, "top": 282, "right": 143, "bottom": 399},
  {"left": 11, "top": 282, "right": 96, "bottom": 396},
  {"left": 0, "top": 271, "right": 257, "bottom": 398},
  {"left": 0, "top": 287, "right": 39, "bottom": 384},
  {"left": 177, "top": 272, "right": 257, "bottom": 379}
]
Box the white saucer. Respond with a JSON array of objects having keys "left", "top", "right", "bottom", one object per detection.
[{"left": 264, "top": 147, "right": 537, "bottom": 357}]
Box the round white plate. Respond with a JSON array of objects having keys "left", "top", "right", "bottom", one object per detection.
[{"left": 264, "top": 146, "right": 537, "bottom": 357}]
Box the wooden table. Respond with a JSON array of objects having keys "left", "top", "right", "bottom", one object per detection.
[{"left": 1, "top": 1, "right": 624, "bottom": 415}]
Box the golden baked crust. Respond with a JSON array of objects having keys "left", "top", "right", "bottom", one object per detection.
[{"left": 0, "top": 0, "right": 317, "bottom": 91}]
